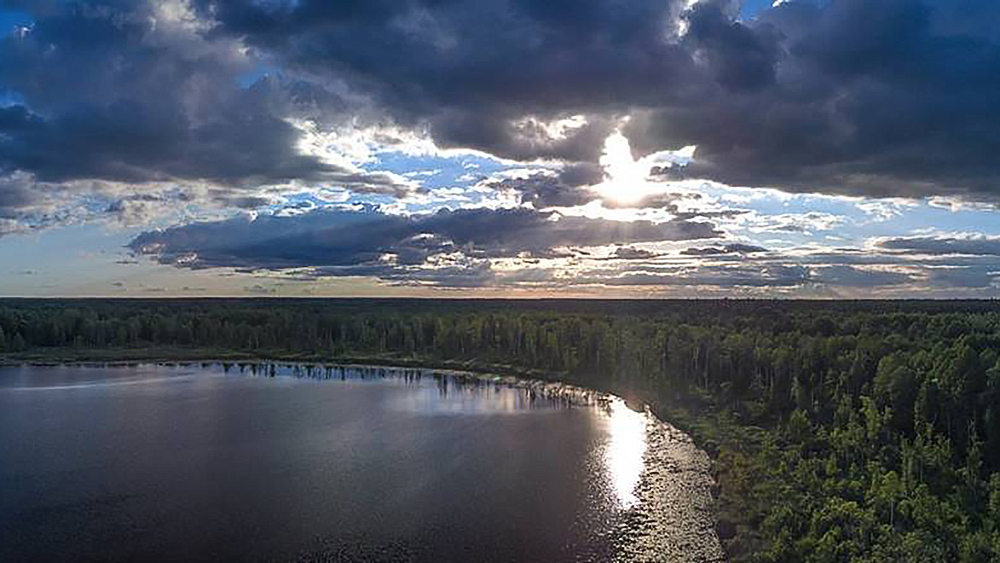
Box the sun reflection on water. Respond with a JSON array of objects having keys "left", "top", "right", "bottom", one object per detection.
[{"left": 604, "top": 399, "right": 648, "bottom": 508}]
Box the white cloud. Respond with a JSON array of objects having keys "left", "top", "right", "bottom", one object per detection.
[
  {"left": 732, "top": 211, "right": 848, "bottom": 234},
  {"left": 927, "top": 196, "right": 998, "bottom": 212}
]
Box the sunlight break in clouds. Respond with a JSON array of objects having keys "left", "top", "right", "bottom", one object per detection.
[{"left": 596, "top": 131, "right": 696, "bottom": 206}]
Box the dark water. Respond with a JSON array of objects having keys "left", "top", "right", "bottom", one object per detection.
[{"left": 0, "top": 364, "right": 720, "bottom": 563}]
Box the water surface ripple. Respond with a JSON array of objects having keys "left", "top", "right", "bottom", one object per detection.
[{"left": 0, "top": 363, "right": 722, "bottom": 562}]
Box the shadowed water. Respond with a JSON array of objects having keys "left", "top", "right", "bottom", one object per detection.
[{"left": 0, "top": 363, "right": 721, "bottom": 562}]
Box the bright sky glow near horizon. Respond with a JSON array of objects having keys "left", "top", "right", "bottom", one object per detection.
[{"left": 2, "top": 0, "right": 1000, "bottom": 298}]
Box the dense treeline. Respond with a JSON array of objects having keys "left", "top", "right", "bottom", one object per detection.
[{"left": 4, "top": 298, "right": 1000, "bottom": 561}]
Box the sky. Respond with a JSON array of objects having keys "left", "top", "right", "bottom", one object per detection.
[{"left": 2, "top": 0, "right": 1000, "bottom": 298}]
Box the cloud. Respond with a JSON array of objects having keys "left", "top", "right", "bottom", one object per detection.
[
  {"left": 128, "top": 204, "right": 720, "bottom": 281},
  {"left": 810, "top": 265, "right": 912, "bottom": 287},
  {"left": 114, "top": 206, "right": 1000, "bottom": 293},
  {"left": 613, "top": 246, "right": 660, "bottom": 260},
  {"left": 4, "top": 0, "right": 1000, "bottom": 297},
  {"left": 736, "top": 211, "right": 847, "bottom": 233},
  {"left": 487, "top": 170, "right": 599, "bottom": 209},
  {"left": 0, "top": 172, "right": 80, "bottom": 237},
  {"left": 105, "top": 193, "right": 190, "bottom": 226},
  {"left": 681, "top": 243, "right": 768, "bottom": 256},
  {"left": 129, "top": 203, "right": 999, "bottom": 293},
  {"left": 633, "top": 0, "right": 1000, "bottom": 201},
  {"left": 0, "top": 175, "right": 46, "bottom": 235},
  {"left": 193, "top": 0, "right": 693, "bottom": 162},
  {"left": 4, "top": 0, "right": 1000, "bottom": 218},
  {"left": 875, "top": 234, "right": 1000, "bottom": 256},
  {"left": 0, "top": 1, "right": 413, "bottom": 203},
  {"left": 585, "top": 264, "right": 811, "bottom": 288},
  {"left": 0, "top": 173, "right": 41, "bottom": 218},
  {"left": 178, "top": 0, "right": 1000, "bottom": 201}
]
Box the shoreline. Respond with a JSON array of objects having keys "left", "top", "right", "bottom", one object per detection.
[{"left": 1, "top": 356, "right": 614, "bottom": 407}]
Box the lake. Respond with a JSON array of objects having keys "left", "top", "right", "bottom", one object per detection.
[{"left": 0, "top": 363, "right": 722, "bottom": 562}]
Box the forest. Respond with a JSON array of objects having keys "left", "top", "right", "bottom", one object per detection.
[{"left": 2, "top": 297, "right": 1000, "bottom": 562}]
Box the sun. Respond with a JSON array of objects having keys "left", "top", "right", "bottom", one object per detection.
[
  {"left": 595, "top": 131, "right": 696, "bottom": 206},
  {"left": 598, "top": 132, "right": 651, "bottom": 205}
]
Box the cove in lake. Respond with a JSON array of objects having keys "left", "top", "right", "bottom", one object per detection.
[{"left": 0, "top": 363, "right": 722, "bottom": 562}]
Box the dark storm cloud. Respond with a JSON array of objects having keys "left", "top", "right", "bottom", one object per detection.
[
  {"left": 488, "top": 172, "right": 599, "bottom": 209},
  {"left": 632, "top": 0, "right": 1000, "bottom": 199},
  {"left": 173, "top": 0, "right": 1000, "bottom": 199},
  {"left": 683, "top": 0, "right": 782, "bottom": 92},
  {"left": 612, "top": 247, "right": 660, "bottom": 260},
  {"left": 129, "top": 205, "right": 720, "bottom": 273},
  {"left": 0, "top": 172, "right": 77, "bottom": 236},
  {"left": 210, "top": 193, "right": 275, "bottom": 210},
  {"left": 192, "top": 0, "right": 694, "bottom": 162},
  {"left": 875, "top": 235, "right": 1000, "bottom": 256},
  {"left": 4, "top": 0, "right": 999, "bottom": 202},
  {"left": 0, "top": 2, "right": 410, "bottom": 194},
  {"left": 0, "top": 174, "right": 41, "bottom": 219},
  {"left": 189, "top": 0, "right": 699, "bottom": 162}
]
